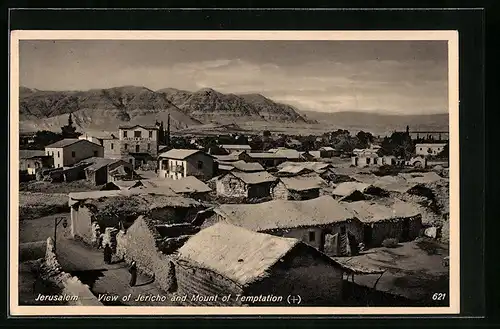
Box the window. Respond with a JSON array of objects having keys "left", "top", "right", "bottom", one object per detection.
[
  {"left": 147, "top": 143, "right": 151, "bottom": 150},
  {"left": 308, "top": 231, "right": 316, "bottom": 242},
  {"left": 149, "top": 131, "right": 153, "bottom": 138},
  {"left": 366, "top": 158, "right": 371, "bottom": 164},
  {"left": 111, "top": 143, "right": 114, "bottom": 150},
  {"left": 57, "top": 151, "right": 60, "bottom": 158},
  {"left": 420, "top": 148, "right": 423, "bottom": 151},
  {"left": 71, "top": 151, "right": 76, "bottom": 158},
  {"left": 129, "top": 159, "right": 133, "bottom": 163},
  {"left": 124, "top": 144, "right": 128, "bottom": 150},
  {"left": 197, "top": 160, "right": 203, "bottom": 169},
  {"left": 93, "top": 151, "right": 98, "bottom": 156},
  {"left": 123, "top": 131, "right": 128, "bottom": 138},
  {"left": 135, "top": 145, "right": 140, "bottom": 152},
  {"left": 134, "top": 131, "right": 142, "bottom": 138}
]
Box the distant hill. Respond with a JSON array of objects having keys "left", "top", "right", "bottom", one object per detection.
[
  {"left": 300, "top": 110, "right": 449, "bottom": 136},
  {"left": 19, "top": 86, "right": 313, "bottom": 133}
]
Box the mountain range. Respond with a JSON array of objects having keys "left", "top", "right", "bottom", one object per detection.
[
  {"left": 18, "top": 86, "right": 448, "bottom": 136},
  {"left": 19, "top": 86, "right": 311, "bottom": 133}
]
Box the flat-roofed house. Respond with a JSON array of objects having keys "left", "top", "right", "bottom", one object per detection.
[
  {"left": 415, "top": 143, "right": 447, "bottom": 156},
  {"left": 271, "top": 175, "right": 327, "bottom": 201},
  {"left": 216, "top": 171, "right": 277, "bottom": 199},
  {"left": 45, "top": 139, "right": 104, "bottom": 168},
  {"left": 346, "top": 200, "right": 422, "bottom": 247},
  {"left": 219, "top": 144, "right": 252, "bottom": 154},
  {"left": 158, "top": 149, "right": 215, "bottom": 181},
  {"left": 210, "top": 196, "right": 363, "bottom": 256},
  {"left": 174, "top": 222, "right": 346, "bottom": 306}
]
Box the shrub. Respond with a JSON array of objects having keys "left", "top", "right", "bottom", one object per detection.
[{"left": 381, "top": 238, "right": 399, "bottom": 248}]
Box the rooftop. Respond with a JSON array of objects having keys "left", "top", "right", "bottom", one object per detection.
[
  {"left": 177, "top": 223, "right": 333, "bottom": 286},
  {"left": 278, "top": 176, "right": 326, "bottom": 191},
  {"left": 19, "top": 150, "right": 47, "bottom": 159},
  {"left": 220, "top": 144, "right": 252, "bottom": 150},
  {"left": 229, "top": 171, "right": 277, "bottom": 185},
  {"left": 159, "top": 149, "right": 203, "bottom": 160},
  {"left": 79, "top": 157, "right": 126, "bottom": 172},
  {"left": 215, "top": 195, "right": 357, "bottom": 231},
  {"left": 144, "top": 176, "right": 212, "bottom": 194},
  {"left": 332, "top": 182, "right": 373, "bottom": 197},
  {"left": 230, "top": 160, "right": 265, "bottom": 172},
  {"left": 119, "top": 124, "right": 159, "bottom": 130},
  {"left": 46, "top": 139, "right": 99, "bottom": 149},
  {"left": 346, "top": 200, "right": 420, "bottom": 223}
]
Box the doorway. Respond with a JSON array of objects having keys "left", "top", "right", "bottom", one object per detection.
[
  {"left": 363, "top": 224, "right": 373, "bottom": 247},
  {"left": 402, "top": 218, "right": 410, "bottom": 241}
]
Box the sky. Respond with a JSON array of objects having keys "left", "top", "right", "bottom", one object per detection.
[{"left": 19, "top": 40, "right": 448, "bottom": 115}]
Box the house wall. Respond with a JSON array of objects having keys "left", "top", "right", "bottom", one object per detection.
[
  {"left": 174, "top": 261, "right": 244, "bottom": 306},
  {"left": 369, "top": 215, "right": 422, "bottom": 246},
  {"left": 70, "top": 205, "right": 94, "bottom": 244},
  {"left": 119, "top": 127, "right": 159, "bottom": 157},
  {"left": 262, "top": 220, "right": 364, "bottom": 252},
  {"left": 46, "top": 141, "right": 103, "bottom": 168},
  {"left": 251, "top": 249, "right": 344, "bottom": 305},
  {"left": 216, "top": 174, "right": 248, "bottom": 198},
  {"left": 185, "top": 153, "right": 214, "bottom": 181},
  {"left": 247, "top": 182, "right": 273, "bottom": 199},
  {"left": 271, "top": 181, "right": 289, "bottom": 200},
  {"left": 115, "top": 217, "right": 175, "bottom": 292},
  {"left": 102, "top": 139, "right": 121, "bottom": 159},
  {"left": 415, "top": 144, "right": 446, "bottom": 156}
]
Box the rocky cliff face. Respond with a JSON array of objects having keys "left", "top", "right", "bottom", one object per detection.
[{"left": 19, "top": 86, "right": 313, "bottom": 133}]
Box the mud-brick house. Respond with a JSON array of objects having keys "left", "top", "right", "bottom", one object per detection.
[
  {"left": 68, "top": 189, "right": 205, "bottom": 247},
  {"left": 173, "top": 222, "right": 347, "bottom": 306},
  {"left": 239, "top": 152, "right": 288, "bottom": 169},
  {"left": 271, "top": 175, "right": 326, "bottom": 201},
  {"left": 45, "top": 139, "right": 104, "bottom": 168},
  {"left": 158, "top": 149, "right": 215, "bottom": 181},
  {"left": 19, "top": 150, "right": 54, "bottom": 175},
  {"left": 78, "top": 157, "right": 134, "bottom": 185},
  {"left": 215, "top": 171, "right": 277, "bottom": 199},
  {"left": 115, "top": 215, "right": 200, "bottom": 293},
  {"left": 209, "top": 196, "right": 363, "bottom": 257},
  {"left": 346, "top": 200, "right": 422, "bottom": 248}
]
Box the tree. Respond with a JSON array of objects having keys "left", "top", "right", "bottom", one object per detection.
[
  {"left": 379, "top": 131, "right": 415, "bottom": 159},
  {"left": 61, "top": 113, "right": 81, "bottom": 138},
  {"left": 355, "top": 131, "right": 374, "bottom": 149}
]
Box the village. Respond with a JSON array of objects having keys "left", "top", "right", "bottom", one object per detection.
[{"left": 19, "top": 113, "right": 450, "bottom": 307}]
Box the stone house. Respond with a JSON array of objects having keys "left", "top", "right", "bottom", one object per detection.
[
  {"left": 271, "top": 175, "right": 326, "bottom": 201},
  {"left": 140, "top": 176, "right": 212, "bottom": 200},
  {"left": 318, "top": 146, "right": 335, "bottom": 158},
  {"left": 78, "top": 157, "right": 134, "bottom": 185},
  {"left": 19, "top": 150, "right": 53, "bottom": 175},
  {"left": 45, "top": 139, "right": 104, "bottom": 168},
  {"left": 173, "top": 222, "right": 347, "bottom": 306},
  {"left": 215, "top": 171, "right": 277, "bottom": 199},
  {"left": 210, "top": 196, "right": 364, "bottom": 256},
  {"left": 68, "top": 189, "right": 205, "bottom": 246},
  {"left": 215, "top": 160, "right": 265, "bottom": 176},
  {"left": 346, "top": 200, "right": 423, "bottom": 247},
  {"left": 118, "top": 124, "right": 160, "bottom": 167},
  {"left": 239, "top": 152, "right": 288, "bottom": 169},
  {"left": 116, "top": 215, "right": 200, "bottom": 293},
  {"left": 158, "top": 149, "right": 215, "bottom": 181}
]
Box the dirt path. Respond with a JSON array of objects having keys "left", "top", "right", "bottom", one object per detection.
[{"left": 56, "top": 238, "right": 174, "bottom": 306}]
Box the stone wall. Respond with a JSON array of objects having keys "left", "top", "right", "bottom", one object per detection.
[{"left": 39, "top": 237, "right": 102, "bottom": 306}]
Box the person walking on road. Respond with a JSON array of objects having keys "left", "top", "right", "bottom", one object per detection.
[
  {"left": 128, "top": 261, "right": 137, "bottom": 287},
  {"left": 103, "top": 243, "right": 112, "bottom": 264}
]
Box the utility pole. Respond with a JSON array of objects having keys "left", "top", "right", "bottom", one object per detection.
[{"left": 53, "top": 216, "right": 68, "bottom": 252}]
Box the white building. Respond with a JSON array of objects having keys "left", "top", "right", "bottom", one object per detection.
[
  {"left": 158, "top": 149, "right": 215, "bottom": 181},
  {"left": 415, "top": 143, "right": 447, "bottom": 156}
]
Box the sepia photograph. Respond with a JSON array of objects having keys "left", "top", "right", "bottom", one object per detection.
[{"left": 10, "top": 30, "right": 459, "bottom": 316}]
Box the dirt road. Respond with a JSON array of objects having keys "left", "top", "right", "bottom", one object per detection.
[{"left": 56, "top": 238, "right": 174, "bottom": 306}]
